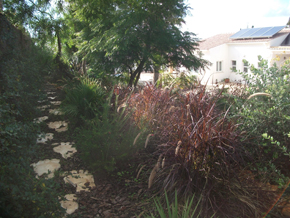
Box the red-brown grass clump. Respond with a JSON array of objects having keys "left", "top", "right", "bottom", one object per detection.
[{"left": 127, "top": 84, "right": 269, "bottom": 217}]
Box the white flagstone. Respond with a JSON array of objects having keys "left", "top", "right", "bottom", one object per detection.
[
  {"left": 49, "top": 109, "right": 63, "bottom": 115},
  {"left": 53, "top": 142, "right": 77, "bottom": 159},
  {"left": 64, "top": 170, "right": 96, "bottom": 192},
  {"left": 55, "top": 126, "right": 68, "bottom": 132},
  {"left": 31, "top": 159, "right": 61, "bottom": 179},
  {"left": 47, "top": 121, "right": 68, "bottom": 131},
  {"left": 51, "top": 101, "right": 62, "bottom": 105},
  {"left": 33, "top": 116, "right": 49, "bottom": 123},
  {"left": 37, "top": 105, "right": 51, "bottom": 111},
  {"left": 60, "top": 194, "right": 79, "bottom": 215}
]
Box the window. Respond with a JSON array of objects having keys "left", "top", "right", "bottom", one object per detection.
[
  {"left": 216, "top": 61, "right": 222, "bottom": 72},
  {"left": 231, "top": 60, "right": 237, "bottom": 71},
  {"left": 243, "top": 61, "right": 249, "bottom": 73}
]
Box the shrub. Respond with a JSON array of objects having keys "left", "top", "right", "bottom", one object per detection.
[
  {"left": 239, "top": 56, "right": 290, "bottom": 143},
  {"left": 61, "top": 77, "right": 106, "bottom": 125},
  {"left": 127, "top": 84, "right": 263, "bottom": 216},
  {"left": 74, "top": 90, "right": 147, "bottom": 172},
  {"left": 237, "top": 57, "right": 290, "bottom": 183},
  {"left": 156, "top": 72, "right": 198, "bottom": 90}
]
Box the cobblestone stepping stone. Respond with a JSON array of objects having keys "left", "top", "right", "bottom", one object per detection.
[
  {"left": 60, "top": 194, "right": 79, "bottom": 215},
  {"left": 36, "top": 133, "right": 54, "bottom": 144},
  {"left": 53, "top": 142, "right": 77, "bottom": 159},
  {"left": 48, "top": 96, "right": 57, "bottom": 100},
  {"left": 47, "top": 91, "right": 56, "bottom": 95},
  {"left": 37, "top": 105, "right": 51, "bottom": 111},
  {"left": 47, "top": 121, "right": 68, "bottom": 131},
  {"left": 49, "top": 108, "right": 63, "bottom": 115},
  {"left": 31, "top": 159, "right": 61, "bottom": 179},
  {"left": 64, "top": 170, "right": 96, "bottom": 192},
  {"left": 55, "top": 126, "right": 68, "bottom": 132},
  {"left": 33, "top": 116, "right": 49, "bottom": 123},
  {"left": 51, "top": 101, "right": 62, "bottom": 105}
]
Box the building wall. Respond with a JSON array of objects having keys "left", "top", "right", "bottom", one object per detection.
[{"left": 200, "top": 42, "right": 274, "bottom": 84}]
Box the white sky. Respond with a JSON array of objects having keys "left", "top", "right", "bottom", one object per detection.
[{"left": 182, "top": 0, "right": 290, "bottom": 39}]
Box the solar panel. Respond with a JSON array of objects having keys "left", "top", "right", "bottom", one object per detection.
[
  {"left": 249, "top": 27, "right": 273, "bottom": 38},
  {"left": 239, "top": 28, "right": 260, "bottom": 38},
  {"left": 229, "top": 29, "right": 251, "bottom": 39},
  {"left": 230, "top": 26, "right": 285, "bottom": 39},
  {"left": 261, "top": 26, "right": 285, "bottom": 37}
]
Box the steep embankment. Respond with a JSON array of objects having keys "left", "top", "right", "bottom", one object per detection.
[{"left": 0, "top": 14, "right": 64, "bottom": 217}]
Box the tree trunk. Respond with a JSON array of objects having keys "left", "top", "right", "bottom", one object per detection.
[
  {"left": 128, "top": 58, "right": 146, "bottom": 87},
  {"left": 153, "top": 66, "right": 160, "bottom": 86},
  {"left": 56, "top": 31, "right": 62, "bottom": 59},
  {"left": 0, "top": 0, "right": 3, "bottom": 13}
]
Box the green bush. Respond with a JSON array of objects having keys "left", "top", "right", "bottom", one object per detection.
[
  {"left": 237, "top": 57, "right": 290, "bottom": 184},
  {"left": 61, "top": 77, "right": 106, "bottom": 125},
  {"left": 74, "top": 91, "right": 146, "bottom": 172},
  {"left": 239, "top": 56, "right": 290, "bottom": 141},
  {"left": 156, "top": 72, "right": 198, "bottom": 90}
]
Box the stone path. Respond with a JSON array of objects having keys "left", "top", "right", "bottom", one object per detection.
[{"left": 31, "top": 83, "right": 95, "bottom": 216}]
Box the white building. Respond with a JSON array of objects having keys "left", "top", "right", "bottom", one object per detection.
[{"left": 198, "top": 26, "right": 290, "bottom": 84}]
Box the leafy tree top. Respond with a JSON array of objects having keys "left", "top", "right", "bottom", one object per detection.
[{"left": 69, "top": 0, "right": 209, "bottom": 86}]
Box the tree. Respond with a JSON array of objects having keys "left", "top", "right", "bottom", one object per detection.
[
  {"left": 3, "top": 0, "right": 67, "bottom": 59},
  {"left": 69, "top": 0, "right": 209, "bottom": 86}
]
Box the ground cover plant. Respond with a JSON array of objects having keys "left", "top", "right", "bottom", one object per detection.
[{"left": 0, "top": 15, "right": 64, "bottom": 217}]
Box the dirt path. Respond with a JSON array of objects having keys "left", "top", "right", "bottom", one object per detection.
[{"left": 31, "top": 82, "right": 153, "bottom": 218}]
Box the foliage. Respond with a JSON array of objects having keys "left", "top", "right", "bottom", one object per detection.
[
  {"left": 0, "top": 15, "right": 63, "bottom": 217},
  {"left": 147, "top": 191, "right": 210, "bottom": 218},
  {"left": 68, "top": 0, "right": 209, "bottom": 86},
  {"left": 237, "top": 57, "right": 290, "bottom": 182},
  {"left": 61, "top": 76, "right": 106, "bottom": 125},
  {"left": 74, "top": 90, "right": 147, "bottom": 172},
  {"left": 127, "top": 84, "right": 264, "bottom": 216},
  {"left": 156, "top": 72, "right": 198, "bottom": 90}
]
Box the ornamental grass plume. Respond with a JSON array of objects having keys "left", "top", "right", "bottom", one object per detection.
[
  {"left": 161, "top": 157, "right": 165, "bottom": 168},
  {"left": 145, "top": 134, "right": 153, "bottom": 148},
  {"left": 148, "top": 164, "right": 158, "bottom": 189},
  {"left": 133, "top": 132, "right": 142, "bottom": 146},
  {"left": 247, "top": 92, "right": 272, "bottom": 100},
  {"left": 175, "top": 141, "right": 182, "bottom": 156}
]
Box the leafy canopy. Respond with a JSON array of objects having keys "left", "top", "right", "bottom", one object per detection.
[{"left": 69, "top": 0, "right": 209, "bottom": 86}]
